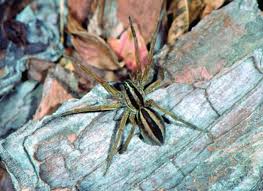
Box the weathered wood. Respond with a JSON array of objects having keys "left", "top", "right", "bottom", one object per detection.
[
  {"left": 159, "top": 0, "right": 263, "bottom": 84},
  {"left": 1, "top": 0, "right": 263, "bottom": 190},
  {"left": 0, "top": 2, "right": 62, "bottom": 96},
  {"left": 0, "top": 81, "right": 42, "bottom": 138}
]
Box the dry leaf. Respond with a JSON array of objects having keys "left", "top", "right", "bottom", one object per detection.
[
  {"left": 202, "top": 0, "right": 226, "bottom": 17},
  {"left": 68, "top": 0, "right": 97, "bottom": 25},
  {"left": 87, "top": 3, "right": 104, "bottom": 37},
  {"left": 67, "top": 13, "right": 86, "bottom": 34},
  {"left": 117, "top": 0, "right": 164, "bottom": 43},
  {"left": 33, "top": 68, "right": 74, "bottom": 120},
  {"left": 59, "top": 56, "right": 75, "bottom": 72},
  {"left": 27, "top": 58, "right": 54, "bottom": 82},
  {"left": 88, "top": 0, "right": 124, "bottom": 38},
  {"left": 67, "top": 14, "right": 121, "bottom": 71},
  {"left": 168, "top": 0, "right": 204, "bottom": 45},
  {"left": 71, "top": 32, "right": 121, "bottom": 70},
  {"left": 108, "top": 25, "right": 148, "bottom": 71}
]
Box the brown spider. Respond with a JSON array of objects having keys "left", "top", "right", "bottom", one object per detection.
[{"left": 56, "top": 8, "right": 210, "bottom": 175}]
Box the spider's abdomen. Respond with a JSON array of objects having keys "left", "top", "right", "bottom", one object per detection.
[
  {"left": 123, "top": 80, "right": 144, "bottom": 110},
  {"left": 136, "top": 107, "right": 165, "bottom": 146}
]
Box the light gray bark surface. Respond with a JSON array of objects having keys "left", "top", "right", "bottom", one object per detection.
[
  {"left": 0, "top": 81, "right": 42, "bottom": 138},
  {"left": 1, "top": 0, "right": 263, "bottom": 190}
]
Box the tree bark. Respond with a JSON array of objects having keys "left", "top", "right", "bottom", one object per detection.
[{"left": 1, "top": 0, "right": 263, "bottom": 190}]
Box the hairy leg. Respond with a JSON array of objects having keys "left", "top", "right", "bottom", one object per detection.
[
  {"left": 119, "top": 113, "right": 136, "bottom": 154},
  {"left": 59, "top": 102, "right": 122, "bottom": 117},
  {"left": 64, "top": 55, "right": 121, "bottom": 98},
  {"left": 146, "top": 99, "right": 213, "bottom": 137},
  {"left": 104, "top": 109, "right": 130, "bottom": 175},
  {"left": 144, "top": 65, "right": 165, "bottom": 95},
  {"left": 142, "top": 2, "right": 165, "bottom": 85},
  {"left": 129, "top": 16, "right": 142, "bottom": 82},
  {"left": 77, "top": 61, "right": 121, "bottom": 98}
]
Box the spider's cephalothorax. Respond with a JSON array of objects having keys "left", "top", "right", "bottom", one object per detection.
[
  {"left": 59, "top": 7, "right": 210, "bottom": 175},
  {"left": 122, "top": 80, "right": 145, "bottom": 111}
]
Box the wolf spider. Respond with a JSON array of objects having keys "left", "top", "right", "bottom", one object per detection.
[{"left": 59, "top": 14, "right": 210, "bottom": 175}]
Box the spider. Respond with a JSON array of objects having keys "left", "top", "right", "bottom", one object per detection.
[{"left": 58, "top": 11, "right": 210, "bottom": 175}]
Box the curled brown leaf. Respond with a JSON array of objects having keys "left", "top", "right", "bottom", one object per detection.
[
  {"left": 202, "top": 0, "right": 227, "bottom": 17},
  {"left": 27, "top": 58, "right": 54, "bottom": 82},
  {"left": 68, "top": 0, "right": 97, "bottom": 25},
  {"left": 117, "top": 0, "right": 164, "bottom": 43},
  {"left": 68, "top": 14, "right": 121, "bottom": 71},
  {"left": 108, "top": 25, "right": 148, "bottom": 71},
  {"left": 71, "top": 32, "right": 121, "bottom": 70},
  {"left": 168, "top": 0, "right": 204, "bottom": 45}
]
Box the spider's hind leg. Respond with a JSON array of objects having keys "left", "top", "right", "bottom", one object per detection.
[
  {"left": 104, "top": 110, "right": 130, "bottom": 175},
  {"left": 118, "top": 114, "right": 136, "bottom": 154},
  {"left": 143, "top": 64, "right": 167, "bottom": 95},
  {"left": 161, "top": 114, "right": 171, "bottom": 124},
  {"left": 145, "top": 99, "right": 214, "bottom": 140}
]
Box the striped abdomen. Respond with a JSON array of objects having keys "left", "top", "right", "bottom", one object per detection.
[{"left": 136, "top": 107, "right": 165, "bottom": 146}]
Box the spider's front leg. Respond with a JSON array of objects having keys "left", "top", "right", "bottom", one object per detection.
[
  {"left": 64, "top": 55, "right": 121, "bottom": 99},
  {"left": 143, "top": 65, "right": 166, "bottom": 95},
  {"left": 145, "top": 99, "right": 213, "bottom": 138},
  {"left": 41, "top": 102, "right": 122, "bottom": 129},
  {"left": 141, "top": 2, "right": 164, "bottom": 83},
  {"left": 59, "top": 102, "right": 122, "bottom": 117}
]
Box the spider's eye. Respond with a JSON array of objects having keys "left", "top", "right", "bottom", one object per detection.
[{"left": 123, "top": 81, "right": 130, "bottom": 90}]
